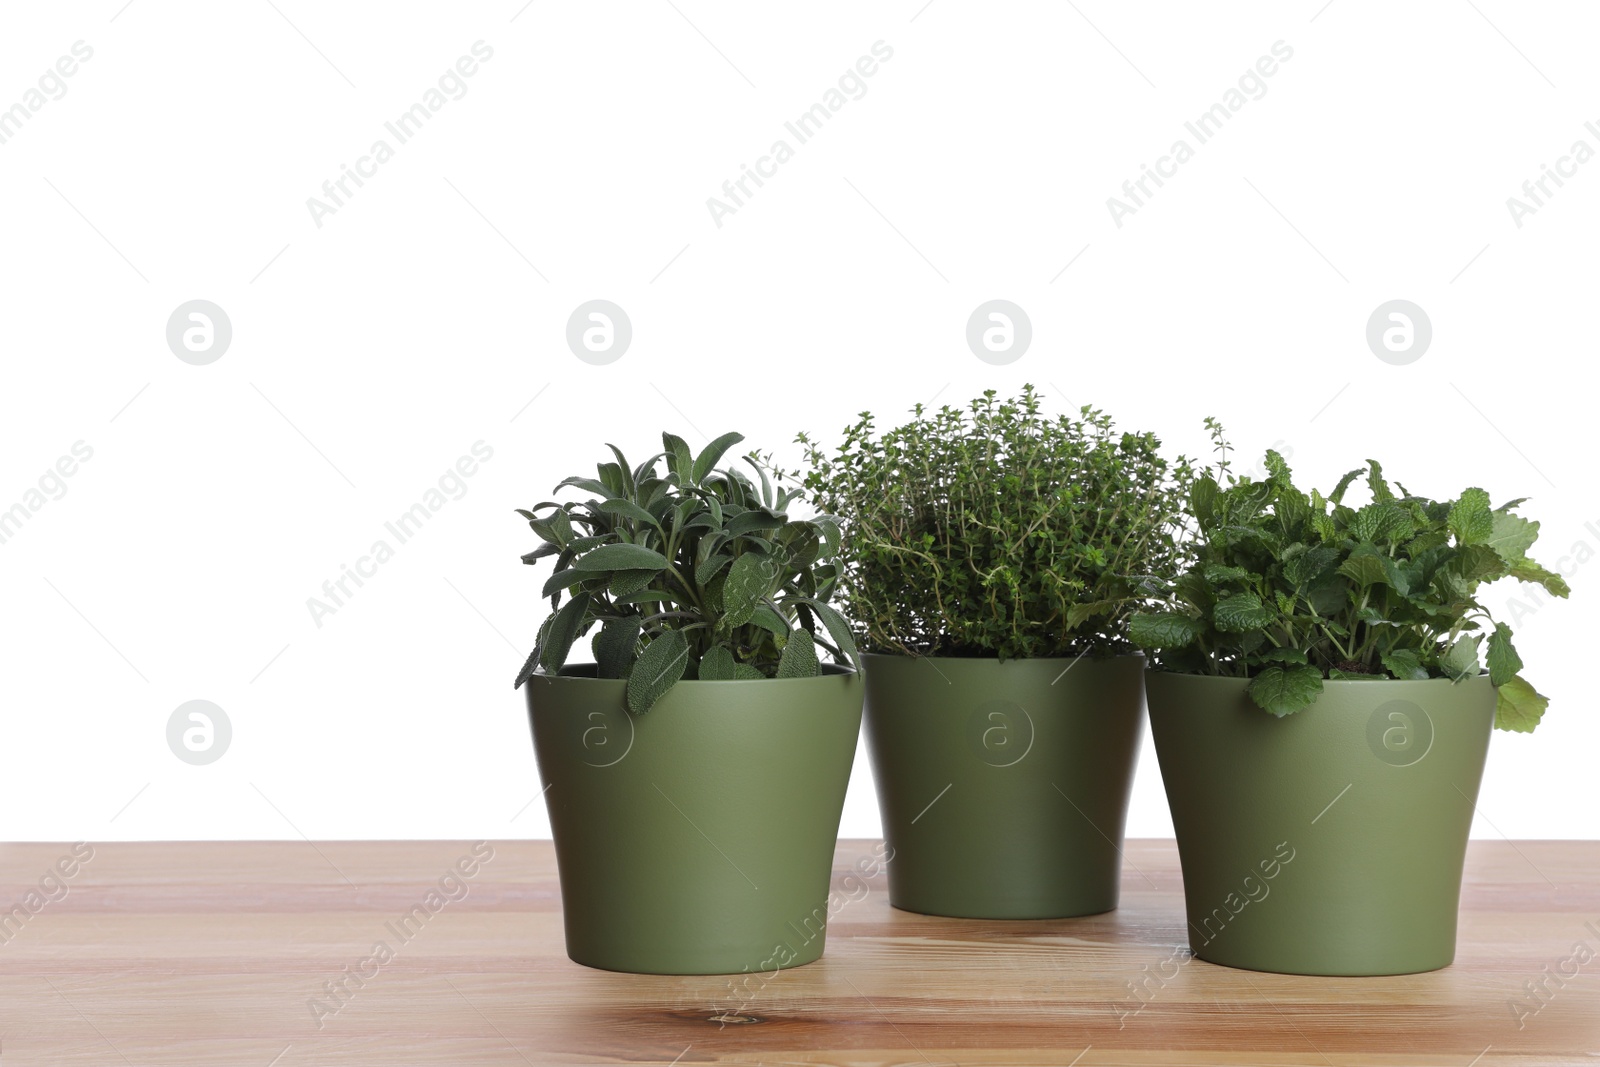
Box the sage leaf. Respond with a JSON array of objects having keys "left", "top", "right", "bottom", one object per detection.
[
  {"left": 697, "top": 644, "right": 737, "bottom": 681},
  {"left": 541, "top": 568, "right": 588, "bottom": 599},
  {"left": 721, "top": 553, "right": 771, "bottom": 628},
  {"left": 593, "top": 616, "right": 642, "bottom": 679},
  {"left": 608, "top": 569, "right": 656, "bottom": 597},
  {"left": 691, "top": 432, "right": 745, "bottom": 484},
  {"left": 538, "top": 592, "right": 591, "bottom": 674},
  {"left": 627, "top": 631, "right": 689, "bottom": 714},
  {"left": 662, "top": 432, "right": 694, "bottom": 484},
  {"left": 573, "top": 543, "right": 669, "bottom": 572},
  {"left": 796, "top": 597, "right": 860, "bottom": 670},
  {"left": 777, "top": 635, "right": 819, "bottom": 678}
]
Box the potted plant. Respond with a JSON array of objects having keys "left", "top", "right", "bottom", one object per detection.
[
  {"left": 1131, "top": 423, "right": 1570, "bottom": 976},
  {"left": 515, "top": 431, "right": 864, "bottom": 975},
  {"left": 801, "top": 387, "right": 1192, "bottom": 918}
]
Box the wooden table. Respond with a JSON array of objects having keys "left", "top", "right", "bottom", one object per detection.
[{"left": 0, "top": 839, "right": 1595, "bottom": 1065}]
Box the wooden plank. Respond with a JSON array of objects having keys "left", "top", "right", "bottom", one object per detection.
[{"left": 0, "top": 839, "right": 1595, "bottom": 1065}]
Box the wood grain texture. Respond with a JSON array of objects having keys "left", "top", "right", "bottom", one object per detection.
[{"left": 0, "top": 839, "right": 1595, "bottom": 1065}]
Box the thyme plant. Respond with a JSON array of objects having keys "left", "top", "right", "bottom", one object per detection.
[{"left": 800, "top": 386, "right": 1193, "bottom": 660}]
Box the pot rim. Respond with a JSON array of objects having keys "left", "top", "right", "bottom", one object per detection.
[
  {"left": 860, "top": 650, "right": 1146, "bottom": 664},
  {"left": 529, "top": 661, "right": 858, "bottom": 685},
  {"left": 1145, "top": 668, "right": 1490, "bottom": 688}
]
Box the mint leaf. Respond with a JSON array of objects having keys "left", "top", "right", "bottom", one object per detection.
[
  {"left": 1366, "top": 460, "right": 1394, "bottom": 503},
  {"left": 1283, "top": 544, "right": 1339, "bottom": 586},
  {"left": 1451, "top": 544, "right": 1506, "bottom": 584},
  {"left": 1509, "top": 558, "right": 1571, "bottom": 598},
  {"left": 1214, "top": 593, "right": 1273, "bottom": 633},
  {"left": 1203, "top": 564, "right": 1251, "bottom": 584},
  {"left": 1129, "top": 612, "right": 1201, "bottom": 648},
  {"left": 1448, "top": 488, "right": 1493, "bottom": 546},
  {"left": 1378, "top": 554, "right": 1411, "bottom": 596},
  {"left": 1309, "top": 504, "right": 1338, "bottom": 542},
  {"left": 1440, "top": 634, "right": 1481, "bottom": 680},
  {"left": 1173, "top": 572, "right": 1215, "bottom": 612},
  {"left": 1381, "top": 648, "right": 1428, "bottom": 680},
  {"left": 1348, "top": 505, "right": 1383, "bottom": 543},
  {"left": 1337, "top": 553, "right": 1390, "bottom": 588},
  {"left": 1485, "top": 623, "right": 1523, "bottom": 686},
  {"left": 1263, "top": 449, "right": 1293, "bottom": 485},
  {"left": 1487, "top": 510, "right": 1539, "bottom": 563},
  {"left": 1329, "top": 468, "right": 1366, "bottom": 505},
  {"left": 1064, "top": 600, "right": 1115, "bottom": 631},
  {"left": 1248, "top": 665, "right": 1323, "bottom": 716},
  {"left": 1371, "top": 502, "right": 1416, "bottom": 543},
  {"left": 1494, "top": 675, "right": 1547, "bottom": 732}
]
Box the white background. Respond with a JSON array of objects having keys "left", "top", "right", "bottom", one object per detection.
[{"left": 1, "top": 1, "right": 1593, "bottom": 844}]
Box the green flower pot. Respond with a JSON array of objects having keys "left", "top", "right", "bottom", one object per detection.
[
  {"left": 862, "top": 653, "right": 1145, "bottom": 919},
  {"left": 526, "top": 665, "right": 863, "bottom": 975},
  {"left": 1145, "top": 671, "right": 1495, "bottom": 976}
]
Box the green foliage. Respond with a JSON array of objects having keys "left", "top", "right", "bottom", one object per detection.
[
  {"left": 1131, "top": 421, "right": 1570, "bottom": 729},
  {"left": 800, "top": 386, "right": 1194, "bottom": 659},
  {"left": 514, "top": 432, "right": 860, "bottom": 713}
]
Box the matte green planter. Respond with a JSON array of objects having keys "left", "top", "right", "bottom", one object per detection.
[
  {"left": 863, "top": 653, "right": 1145, "bottom": 919},
  {"left": 526, "top": 665, "right": 863, "bottom": 975},
  {"left": 1146, "top": 671, "right": 1495, "bottom": 976}
]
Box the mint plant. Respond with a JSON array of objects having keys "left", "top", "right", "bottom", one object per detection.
[
  {"left": 1131, "top": 421, "right": 1569, "bottom": 730},
  {"left": 800, "top": 386, "right": 1194, "bottom": 659},
  {"left": 514, "top": 432, "right": 860, "bottom": 713}
]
